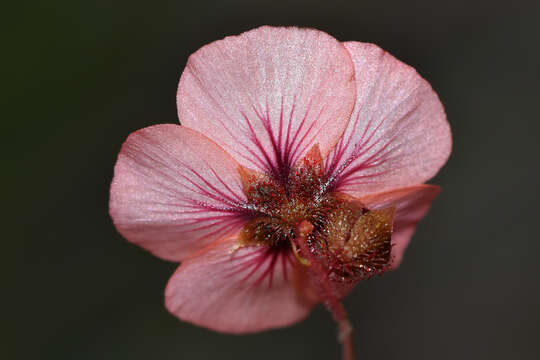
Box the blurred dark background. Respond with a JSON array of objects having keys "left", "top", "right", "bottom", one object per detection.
[{"left": 6, "top": 0, "right": 540, "bottom": 359}]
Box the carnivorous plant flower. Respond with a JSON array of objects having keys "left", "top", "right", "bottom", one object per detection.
[{"left": 110, "top": 26, "right": 451, "bottom": 360}]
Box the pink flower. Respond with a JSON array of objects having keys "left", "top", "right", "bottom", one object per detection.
[{"left": 110, "top": 26, "right": 451, "bottom": 334}]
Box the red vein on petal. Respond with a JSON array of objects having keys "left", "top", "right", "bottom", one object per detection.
[
  {"left": 294, "top": 103, "right": 330, "bottom": 161},
  {"left": 239, "top": 253, "right": 269, "bottom": 284},
  {"left": 201, "top": 158, "right": 244, "bottom": 202},
  {"left": 240, "top": 111, "right": 275, "bottom": 172},
  {"left": 287, "top": 97, "right": 314, "bottom": 162},
  {"left": 253, "top": 102, "right": 286, "bottom": 176},
  {"left": 288, "top": 100, "right": 319, "bottom": 163},
  {"left": 179, "top": 160, "right": 242, "bottom": 205},
  {"left": 277, "top": 97, "right": 284, "bottom": 152},
  {"left": 220, "top": 246, "right": 291, "bottom": 291},
  {"left": 284, "top": 95, "right": 297, "bottom": 162},
  {"left": 253, "top": 250, "right": 280, "bottom": 289}
]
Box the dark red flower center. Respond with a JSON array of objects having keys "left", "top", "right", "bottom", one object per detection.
[{"left": 236, "top": 145, "right": 395, "bottom": 295}]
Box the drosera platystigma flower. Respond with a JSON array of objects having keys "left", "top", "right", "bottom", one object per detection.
[{"left": 109, "top": 26, "right": 451, "bottom": 359}]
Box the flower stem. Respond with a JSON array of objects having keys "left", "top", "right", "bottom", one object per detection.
[
  {"left": 318, "top": 271, "right": 355, "bottom": 360},
  {"left": 294, "top": 220, "right": 355, "bottom": 360},
  {"left": 335, "top": 303, "right": 355, "bottom": 360}
]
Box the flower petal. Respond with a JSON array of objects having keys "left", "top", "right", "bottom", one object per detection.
[
  {"left": 177, "top": 26, "right": 356, "bottom": 176},
  {"left": 357, "top": 185, "right": 441, "bottom": 268},
  {"left": 165, "top": 238, "right": 316, "bottom": 333},
  {"left": 325, "top": 42, "right": 451, "bottom": 196},
  {"left": 109, "top": 124, "right": 248, "bottom": 262}
]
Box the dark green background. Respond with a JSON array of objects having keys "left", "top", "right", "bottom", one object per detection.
[{"left": 7, "top": 0, "right": 540, "bottom": 359}]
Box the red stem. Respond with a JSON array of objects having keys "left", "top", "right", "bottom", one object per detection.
[{"left": 294, "top": 221, "right": 355, "bottom": 360}]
